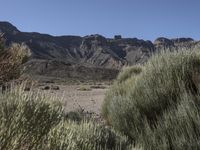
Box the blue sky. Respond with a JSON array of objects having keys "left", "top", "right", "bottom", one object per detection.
[{"left": 1, "top": 0, "right": 200, "bottom": 41}]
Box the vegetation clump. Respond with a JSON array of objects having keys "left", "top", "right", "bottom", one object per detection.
[
  {"left": 116, "top": 65, "right": 143, "bottom": 83},
  {"left": 0, "top": 85, "right": 132, "bottom": 150},
  {"left": 102, "top": 49, "right": 200, "bottom": 149},
  {"left": 0, "top": 85, "right": 63, "bottom": 150},
  {"left": 0, "top": 39, "right": 31, "bottom": 84},
  {"left": 45, "top": 121, "right": 130, "bottom": 150}
]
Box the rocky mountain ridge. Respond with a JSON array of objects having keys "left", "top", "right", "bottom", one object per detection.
[{"left": 0, "top": 21, "right": 199, "bottom": 81}]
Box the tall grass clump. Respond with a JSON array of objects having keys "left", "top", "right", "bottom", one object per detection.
[
  {"left": 45, "top": 121, "right": 132, "bottom": 150},
  {"left": 102, "top": 49, "right": 200, "bottom": 149},
  {"left": 0, "top": 84, "right": 133, "bottom": 150},
  {"left": 0, "top": 85, "right": 63, "bottom": 150}
]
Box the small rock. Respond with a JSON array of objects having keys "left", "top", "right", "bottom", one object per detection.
[
  {"left": 51, "top": 85, "right": 60, "bottom": 90},
  {"left": 41, "top": 86, "right": 50, "bottom": 90}
]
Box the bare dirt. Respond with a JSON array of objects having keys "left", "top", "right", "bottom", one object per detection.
[{"left": 39, "top": 84, "right": 108, "bottom": 116}]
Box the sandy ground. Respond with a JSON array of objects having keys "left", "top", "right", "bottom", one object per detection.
[{"left": 40, "top": 84, "right": 108, "bottom": 116}]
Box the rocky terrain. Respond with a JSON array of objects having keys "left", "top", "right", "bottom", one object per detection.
[{"left": 0, "top": 21, "right": 200, "bottom": 81}]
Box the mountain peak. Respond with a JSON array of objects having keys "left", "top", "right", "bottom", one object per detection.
[{"left": 0, "top": 21, "right": 20, "bottom": 35}]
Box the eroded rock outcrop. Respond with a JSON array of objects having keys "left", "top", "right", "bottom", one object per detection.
[{"left": 0, "top": 21, "right": 199, "bottom": 81}]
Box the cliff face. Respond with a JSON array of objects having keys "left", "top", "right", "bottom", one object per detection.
[{"left": 0, "top": 21, "right": 199, "bottom": 81}]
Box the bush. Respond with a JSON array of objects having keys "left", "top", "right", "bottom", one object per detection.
[
  {"left": 77, "top": 86, "right": 92, "bottom": 91},
  {"left": 0, "top": 85, "right": 63, "bottom": 150},
  {"left": 102, "top": 49, "right": 200, "bottom": 149},
  {"left": 116, "top": 65, "right": 143, "bottom": 83},
  {"left": 141, "top": 93, "right": 200, "bottom": 150},
  {"left": 0, "top": 84, "right": 133, "bottom": 150},
  {"left": 102, "top": 66, "right": 142, "bottom": 125},
  {"left": 45, "top": 121, "right": 132, "bottom": 150},
  {"left": 0, "top": 43, "right": 31, "bottom": 84},
  {"left": 64, "top": 110, "right": 83, "bottom": 122}
]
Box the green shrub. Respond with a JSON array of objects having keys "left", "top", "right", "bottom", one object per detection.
[
  {"left": 0, "top": 84, "right": 133, "bottom": 150},
  {"left": 65, "top": 110, "right": 83, "bottom": 122},
  {"left": 102, "top": 66, "right": 142, "bottom": 125},
  {"left": 77, "top": 86, "right": 92, "bottom": 91},
  {"left": 116, "top": 65, "right": 143, "bottom": 83},
  {"left": 0, "top": 85, "right": 63, "bottom": 150},
  {"left": 102, "top": 49, "right": 200, "bottom": 149},
  {"left": 141, "top": 93, "right": 200, "bottom": 150},
  {"left": 45, "top": 121, "right": 132, "bottom": 150}
]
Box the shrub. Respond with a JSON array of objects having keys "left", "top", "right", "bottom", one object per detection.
[
  {"left": 64, "top": 110, "right": 83, "bottom": 122},
  {"left": 0, "top": 84, "right": 133, "bottom": 150},
  {"left": 77, "top": 86, "right": 92, "bottom": 91},
  {"left": 45, "top": 121, "right": 132, "bottom": 150},
  {"left": 141, "top": 93, "right": 200, "bottom": 150},
  {"left": 0, "top": 43, "right": 31, "bottom": 84},
  {"left": 0, "top": 85, "right": 63, "bottom": 150},
  {"left": 102, "top": 49, "right": 200, "bottom": 149},
  {"left": 102, "top": 66, "right": 142, "bottom": 125},
  {"left": 116, "top": 65, "right": 143, "bottom": 83}
]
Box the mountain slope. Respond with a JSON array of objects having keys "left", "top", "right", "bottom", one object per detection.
[{"left": 0, "top": 21, "right": 199, "bottom": 81}]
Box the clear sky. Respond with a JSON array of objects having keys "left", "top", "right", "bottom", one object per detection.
[{"left": 1, "top": 0, "right": 200, "bottom": 41}]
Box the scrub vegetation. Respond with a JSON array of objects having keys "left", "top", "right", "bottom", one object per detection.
[
  {"left": 102, "top": 49, "right": 200, "bottom": 149},
  {"left": 1, "top": 33, "right": 200, "bottom": 149}
]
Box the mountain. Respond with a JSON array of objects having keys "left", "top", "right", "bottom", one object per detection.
[{"left": 0, "top": 21, "right": 200, "bottom": 81}]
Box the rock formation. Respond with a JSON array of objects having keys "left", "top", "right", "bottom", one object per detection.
[{"left": 0, "top": 21, "right": 199, "bottom": 81}]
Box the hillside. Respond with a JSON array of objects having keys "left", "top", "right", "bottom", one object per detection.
[{"left": 0, "top": 21, "right": 200, "bottom": 81}]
